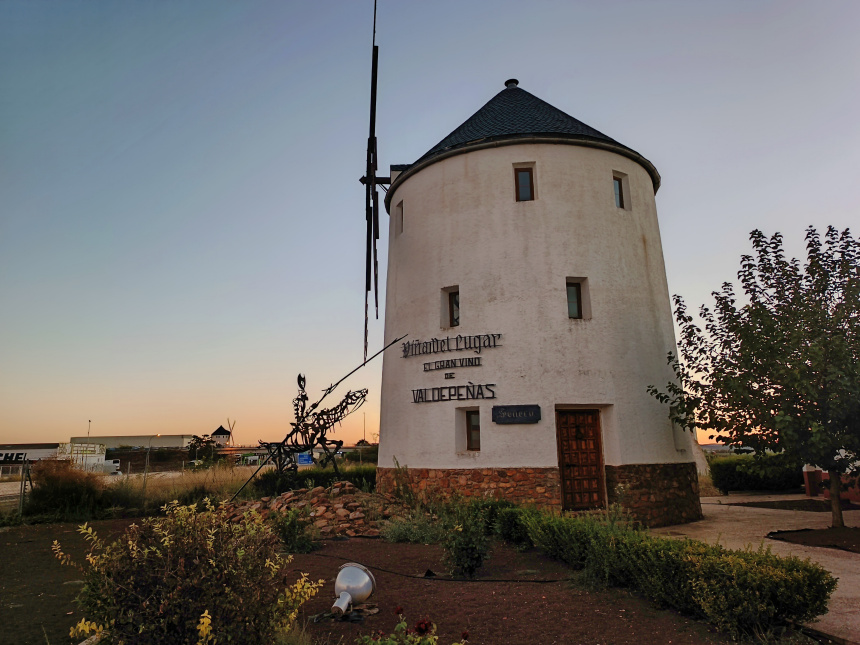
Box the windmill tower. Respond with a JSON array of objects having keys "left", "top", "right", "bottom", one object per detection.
[{"left": 373, "top": 78, "right": 702, "bottom": 527}]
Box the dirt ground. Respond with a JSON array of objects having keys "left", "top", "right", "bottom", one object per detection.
[
  {"left": 767, "top": 527, "right": 860, "bottom": 554},
  {"left": 0, "top": 519, "right": 830, "bottom": 645}
]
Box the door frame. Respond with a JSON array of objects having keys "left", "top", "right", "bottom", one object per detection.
[{"left": 555, "top": 407, "right": 607, "bottom": 511}]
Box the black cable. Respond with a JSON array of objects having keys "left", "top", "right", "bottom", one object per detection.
[{"left": 302, "top": 550, "right": 576, "bottom": 584}]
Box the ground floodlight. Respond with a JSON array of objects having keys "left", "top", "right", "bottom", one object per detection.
[{"left": 331, "top": 562, "right": 376, "bottom": 616}]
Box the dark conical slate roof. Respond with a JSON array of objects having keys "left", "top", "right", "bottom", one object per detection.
[
  {"left": 386, "top": 80, "right": 660, "bottom": 207},
  {"left": 417, "top": 80, "right": 624, "bottom": 163}
]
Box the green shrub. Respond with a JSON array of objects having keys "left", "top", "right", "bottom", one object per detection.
[
  {"left": 463, "top": 498, "right": 515, "bottom": 535},
  {"left": 53, "top": 500, "right": 323, "bottom": 644},
  {"left": 709, "top": 453, "right": 803, "bottom": 494},
  {"left": 689, "top": 544, "right": 837, "bottom": 639},
  {"left": 253, "top": 465, "right": 377, "bottom": 497},
  {"left": 441, "top": 503, "right": 490, "bottom": 578},
  {"left": 380, "top": 511, "right": 447, "bottom": 544},
  {"left": 494, "top": 507, "right": 533, "bottom": 548},
  {"left": 272, "top": 508, "right": 317, "bottom": 554},
  {"left": 521, "top": 510, "right": 837, "bottom": 637},
  {"left": 25, "top": 459, "right": 106, "bottom": 519}
]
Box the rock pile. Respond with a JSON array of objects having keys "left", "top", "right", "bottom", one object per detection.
[{"left": 222, "top": 481, "right": 411, "bottom": 538}]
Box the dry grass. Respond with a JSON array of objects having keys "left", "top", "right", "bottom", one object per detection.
[
  {"left": 107, "top": 464, "right": 266, "bottom": 508},
  {"left": 698, "top": 472, "right": 723, "bottom": 497}
]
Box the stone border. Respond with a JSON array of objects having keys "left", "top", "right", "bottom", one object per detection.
[
  {"left": 377, "top": 466, "right": 563, "bottom": 508},
  {"left": 378, "top": 462, "right": 702, "bottom": 527}
]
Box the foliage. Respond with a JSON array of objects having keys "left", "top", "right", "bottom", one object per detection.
[
  {"left": 187, "top": 434, "right": 219, "bottom": 464},
  {"left": 649, "top": 226, "right": 860, "bottom": 527},
  {"left": 521, "top": 509, "right": 836, "bottom": 638},
  {"left": 380, "top": 511, "right": 448, "bottom": 544},
  {"left": 343, "top": 445, "right": 380, "bottom": 463},
  {"left": 25, "top": 459, "right": 107, "bottom": 519},
  {"left": 53, "top": 500, "right": 323, "bottom": 644},
  {"left": 440, "top": 503, "right": 490, "bottom": 578},
  {"left": 272, "top": 507, "right": 317, "bottom": 554},
  {"left": 356, "top": 614, "right": 467, "bottom": 645},
  {"left": 708, "top": 454, "right": 804, "bottom": 494},
  {"left": 253, "top": 464, "right": 377, "bottom": 497},
  {"left": 494, "top": 507, "right": 534, "bottom": 549},
  {"left": 463, "top": 498, "right": 516, "bottom": 535}
]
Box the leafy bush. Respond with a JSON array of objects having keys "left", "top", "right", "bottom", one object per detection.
[
  {"left": 380, "top": 511, "right": 448, "bottom": 544},
  {"left": 463, "top": 498, "right": 515, "bottom": 535},
  {"left": 522, "top": 510, "right": 836, "bottom": 638},
  {"left": 494, "top": 507, "right": 533, "bottom": 549},
  {"left": 708, "top": 453, "right": 803, "bottom": 494},
  {"left": 54, "top": 500, "right": 323, "bottom": 644},
  {"left": 441, "top": 503, "right": 490, "bottom": 578},
  {"left": 272, "top": 508, "right": 317, "bottom": 554},
  {"left": 343, "top": 445, "right": 379, "bottom": 463},
  {"left": 254, "top": 465, "right": 376, "bottom": 497},
  {"left": 25, "top": 459, "right": 107, "bottom": 518}
]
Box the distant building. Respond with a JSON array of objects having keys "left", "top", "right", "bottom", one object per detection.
[
  {"left": 1, "top": 443, "right": 59, "bottom": 463},
  {"left": 211, "top": 426, "right": 232, "bottom": 445},
  {"left": 70, "top": 435, "right": 194, "bottom": 449}
]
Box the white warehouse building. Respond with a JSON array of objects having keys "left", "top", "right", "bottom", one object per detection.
[{"left": 377, "top": 80, "right": 701, "bottom": 527}]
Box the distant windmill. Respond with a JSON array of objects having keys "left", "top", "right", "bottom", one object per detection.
[
  {"left": 359, "top": 0, "right": 390, "bottom": 362},
  {"left": 226, "top": 418, "right": 236, "bottom": 446}
]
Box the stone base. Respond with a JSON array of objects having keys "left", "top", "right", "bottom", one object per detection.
[
  {"left": 376, "top": 462, "right": 702, "bottom": 527},
  {"left": 376, "top": 467, "right": 563, "bottom": 509},
  {"left": 605, "top": 462, "right": 702, "bottom": 527}
]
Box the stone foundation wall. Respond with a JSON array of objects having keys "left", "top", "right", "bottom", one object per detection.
[
  {"left": 605, "top": 462, "right": 702, "bottom": 527},
  {"left": 377, "top": 462, "right": 702, "bottom": 527},
  {"left": 376, "top": 467, "right": 563, "bottom": 509}
]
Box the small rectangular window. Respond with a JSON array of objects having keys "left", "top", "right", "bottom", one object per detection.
[
  {"left": 567, "top": 282, "right": 582, "bottom": 319},
  {"left": 395, "top": 201, "right": 404, "bottom": 236},
  {"left": 613, "top": 177, "right": 624, "bottom": 208},
  {"left": 515, "top": 168, "right": 534, "bottom": 202},
  {"left": 566, "top": 277, "right": 590, "bottom": 320},
  {"left": 449, "top": 291, "right": 460, "bottom": 327},
  {"left": 466, "top": 410, "right": 480, "bottom": 451},
  {"left": 612, "top": 171, "right": 629, "bottom": 210}
]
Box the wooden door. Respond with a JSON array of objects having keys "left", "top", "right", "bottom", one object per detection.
[{"left": 556, "top": 409, "right": 605, "bottom": 510}]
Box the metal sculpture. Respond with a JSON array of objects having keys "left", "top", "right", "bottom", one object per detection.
[
  {"left": 228, "top": 334, "right": 406, "bottom": 502},
  {"left": 258, "top": 374, "right": 367, "bottom": 476}
]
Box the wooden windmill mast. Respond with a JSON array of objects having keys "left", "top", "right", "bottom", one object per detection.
[{"left": 359, "top": 0, "right": 390, "bottom": 362}]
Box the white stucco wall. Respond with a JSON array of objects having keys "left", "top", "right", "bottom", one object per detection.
[{"left": 379, "top": 142, "right": 694, "bottom": 470}]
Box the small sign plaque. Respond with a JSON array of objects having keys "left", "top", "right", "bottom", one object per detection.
[
  {"left": 492, "top": 405, "right": 541, "bottom": 424},
  {"left": 297, "top": 452, "right": 314, "bottom": 466}
]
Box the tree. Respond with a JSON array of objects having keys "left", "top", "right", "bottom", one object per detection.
[
  {"left": 650, "top": 226, "right": 860, "bottom": 527},
  {"left": 187, "top": 435, "right": 218, "bottom": 465}
]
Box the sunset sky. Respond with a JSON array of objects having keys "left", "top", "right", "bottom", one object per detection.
[{"left": 2, "top": 1, "right": 858, "bottom": 447}]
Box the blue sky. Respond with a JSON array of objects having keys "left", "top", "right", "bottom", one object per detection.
[{"left": 2, "top": 1, "right": 858, "bottom": 446}]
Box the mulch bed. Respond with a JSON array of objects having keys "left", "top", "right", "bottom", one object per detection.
[
  {"left": 289, "top": 537, "right": 737, "bottom": 645},
  {"left": 767, "top": 527, "right": 860, "bottom": 554},
  {"left": 1, "top": 519, "right": 745, "bottom": 645}
]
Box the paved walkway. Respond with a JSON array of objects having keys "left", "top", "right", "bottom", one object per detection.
[{"left": 651, "top": 494, "right": 860, "bottom": 644}]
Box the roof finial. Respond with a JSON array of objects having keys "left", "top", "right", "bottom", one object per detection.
[{"left": 505, "top": 78, "right": 519, "bottom": 89}]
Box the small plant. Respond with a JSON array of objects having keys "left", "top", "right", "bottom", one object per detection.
[
  {"left": 380, "top": 511, "right": 447, "bottom": 544},
  {"left": 54, "top": 499, "right": 323, "bottom": 644},
  {"left": 356, "top": 613, "right": 467, "bottom": 645},
  {"left": 273, "top": 507, "right": 317, "bottom": 553},
  {"left": 441, "top": 504, "right": 490, "bottom": 578}
]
